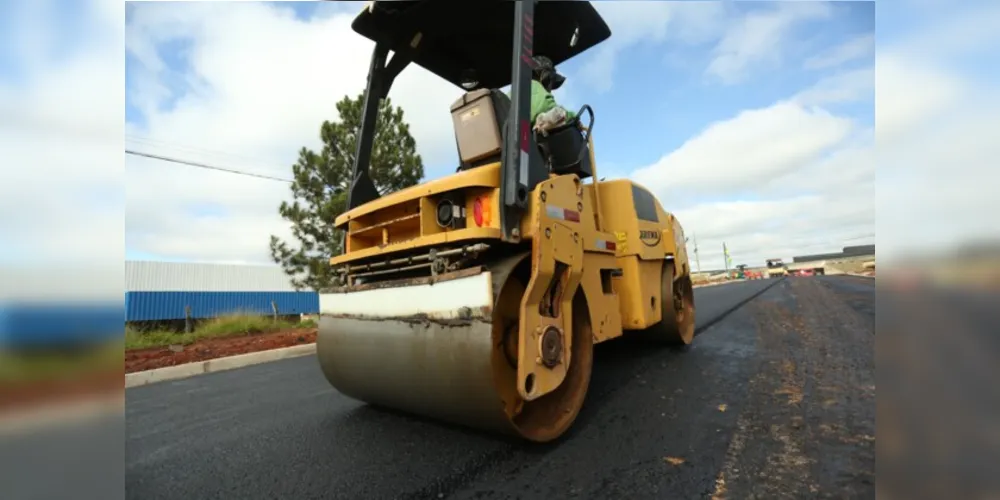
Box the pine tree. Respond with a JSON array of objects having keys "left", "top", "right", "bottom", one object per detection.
[{"left": 269, "top": 93, "right": 423, "bottom": 290}]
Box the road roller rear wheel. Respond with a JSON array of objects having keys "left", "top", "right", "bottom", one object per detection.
[
  {"left": 637, "top": 261, "right": 696, "bottom": 346},
  {"left": 670, "top": 264, "right": 696, "bottom": 345},
  {"left": 490, "top": 256, "right": 594, "bottom": 443}
]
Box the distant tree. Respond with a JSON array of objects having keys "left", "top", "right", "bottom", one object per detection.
[{"left": 269, "top": 93, "right": 424, "bottom": 290}]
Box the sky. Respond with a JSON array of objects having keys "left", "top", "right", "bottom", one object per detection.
[{"left": 1, "top": 0, "right": 997, "bottom": 276}]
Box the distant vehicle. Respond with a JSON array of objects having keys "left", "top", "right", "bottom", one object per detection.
[
  {"left": 765, "top": 258, "right": 788, "bottom": 278},
  {"left": 740, "top": 266, "right": 755, "bottom": 279},
  {"left": 786, "top": 265, "right": 824, "bottom": 277},
  {"left": 735, "top": 264, "right": 748, "bottom": 279},
  {"left": 734, "top": 264, "right": 762, "bottom": 280}
]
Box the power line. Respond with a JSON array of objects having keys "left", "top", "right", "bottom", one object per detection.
[
  {"left": 126, "top": 147, "right": 402, "bottom": 194},
  {"left": 125, "top": 149, "right": 294, "bottom": 183},
  {"left": 125, "top": 134, "right": 271, "bottom": 167}
]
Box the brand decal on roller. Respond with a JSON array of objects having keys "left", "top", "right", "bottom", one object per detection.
[{"left": 639, "top": 229, "right": 661, "bottom": 247}]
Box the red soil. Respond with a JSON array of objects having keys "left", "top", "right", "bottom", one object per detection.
[
  {"left": 0, "top": 328, "right": 319, "bottom": 414},
  {"left": 125, "top": 328, "right": 317, "bottom": 374},
  {"left": 0, "top": 370, "right": 123, "bottom": 414}
]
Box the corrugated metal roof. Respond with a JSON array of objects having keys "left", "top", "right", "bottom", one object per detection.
[{"left": 125, "top": 261, "right": 299, "bottom": 292}]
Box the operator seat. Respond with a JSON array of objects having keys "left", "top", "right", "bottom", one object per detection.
[
  {"left": 534, "top": 106, "right": 594, "bottom": 180},
  {"left": 449, "top": 88, "right": 593, "bottom": 182},
  {"left": 450, "top": 88, "right": 511, "bottom": 171}
]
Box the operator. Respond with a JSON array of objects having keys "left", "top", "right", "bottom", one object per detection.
[{"left": 527, "top": 55, "right": 575, "bottom": 134}]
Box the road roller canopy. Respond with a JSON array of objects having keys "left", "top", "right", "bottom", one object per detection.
[
  {"left": 342, "top": 0, "right": 612, "bottom": 242},
  {"left": 350, "top": 1, "right": 612, "bottom": 90}
]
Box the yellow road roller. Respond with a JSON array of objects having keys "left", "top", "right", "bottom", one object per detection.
[{"left": 319, "top": 0, "right": 696, "bottom": 443}]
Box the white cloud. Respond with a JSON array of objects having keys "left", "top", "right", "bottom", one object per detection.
[
  {"left": 631, "top": 100, "right": 855, "bottom": 200},
  {"left": 12, "top": 0, "right": 993, "bottom": 280},
  {"left": 874, "top": 1, "right": 1000, "bottom": 262},
  {"left": 668, "top": 0, "right": 1000, "bottom": 269},
  {"left": 579, "top": 1, "right": 839, "bottom": 91},
  {"left": 706, "top": 2, "right": 832, "bottom": 84},
  {"left": 115, "top": 1, "right": 882, "bottom": 272},
  {"left": 578, "top": 1, "right": 729, "bottom": 93},
  {"left": 115, "top": 1, "right": 887, "bottom": 268},
  {"left": 779, "top": 130, "right": 874, "bottom": 195},
  {"left": 123, "top": 2, "right": 464, "bottom": 265},
  {"left": 678, "top": 190, "right": 874, "bottom": 271},
  {"left": 0, "top": 0, "right": 123, "bottom": 271},
  {"left": 804, "top": 33, "right": 875, "bottom": 70},
  {"left": 655, "top": 127, "right": 876, "bottom": 271},
  {"left": 792, "top": 66, "right": 874, "bottom": 106},
  {"left": 630, "top": 61, "right": 875, "bottom": 270},
  {"left": 883, "top": 2, "right": 1000, "bottom": 63},
  {"left": 876, "top": 52, "right": 1000, "bottom": 260},
  {"left": 874, "top": 52, "right": 966, "bottom": 145}
]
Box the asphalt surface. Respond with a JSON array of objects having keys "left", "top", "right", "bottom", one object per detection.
[
  {"left": 1, "top": 411, "right": 123, "bottom": 500},
  {"left": 117, "top": 276, "right": 876, "bottom": 499},
  {"left": 874, "top": 278, "right": 1000, "bottom": 500}
]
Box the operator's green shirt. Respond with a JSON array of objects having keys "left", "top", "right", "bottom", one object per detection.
[{"left": 510, "top": 80, "right": 576, "bottom": 124}]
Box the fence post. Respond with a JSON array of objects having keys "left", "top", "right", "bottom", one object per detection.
[
  {"left": 271, "top": 301, "right": 278, "bottom": 324},
  {"left": 184, "top": 305, "right": 193, "bottom": 333}
]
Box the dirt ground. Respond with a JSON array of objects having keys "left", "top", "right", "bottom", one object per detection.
[
  {"left": 125, "top": 328, "right": 317, "bottom": 373},
  {"left": 0, "top": 328, "right": 319, "bottom": 414},
  {"left": 0, "top": 369, "right": 123, "bottom": 413}
]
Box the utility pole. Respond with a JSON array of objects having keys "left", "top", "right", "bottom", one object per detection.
[
  {"left": 693, "top": 234, "right": 701, "bottom": 273},
  {"left": 723, "top": 242, "right": 730, "bottom": 275}
]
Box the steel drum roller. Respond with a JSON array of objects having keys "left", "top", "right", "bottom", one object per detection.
[{"left": 317, "top": 253, "right": 594, "bottom": 442}]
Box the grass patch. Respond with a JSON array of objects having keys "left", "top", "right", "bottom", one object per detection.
[
  {"left": 0, "top": 342, "right": 124, "bottom": 384},
  {"left": 124, "top": 314, "right": 316, "bottom": 350}
]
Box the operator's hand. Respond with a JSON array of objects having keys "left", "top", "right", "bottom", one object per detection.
[{"left": 533, "top": 107, "right": 568, "bottom": 136}]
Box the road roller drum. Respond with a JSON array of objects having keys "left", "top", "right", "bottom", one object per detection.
[{"left": 318, "top": 252, "right": 597, "bottom": 441}]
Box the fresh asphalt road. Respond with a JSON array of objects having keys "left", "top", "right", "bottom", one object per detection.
[{"left": 119, "top": 276, "right": 876, "bottom": 499}]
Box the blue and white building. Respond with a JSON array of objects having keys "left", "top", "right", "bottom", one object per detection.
[
  {"left": 1, "top": 266, "right": 124, "bottom": 349},
  {"left": 125, "top": 261, "right": 319, "bottom": 322}
]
